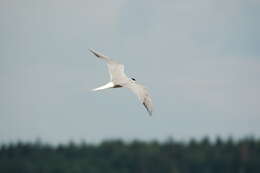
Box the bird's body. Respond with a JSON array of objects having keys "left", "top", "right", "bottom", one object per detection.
[{"left": 90, "top": 49, "right": 153, "bottom": 115}]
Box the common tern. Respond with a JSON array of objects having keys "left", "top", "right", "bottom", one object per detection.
[{"left": 90, "top": 49, "right": 153, "bottom": 116}]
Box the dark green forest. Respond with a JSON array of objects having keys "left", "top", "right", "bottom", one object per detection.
[{"left": 0, "top": 137, "right": 260, "bottom": 173}]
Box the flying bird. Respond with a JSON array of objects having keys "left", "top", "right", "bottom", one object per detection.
[{"left": 90, "top": 49, "right": 153, "bottom": 115}]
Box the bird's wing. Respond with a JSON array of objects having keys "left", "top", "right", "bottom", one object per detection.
[
  {"left": 124, "top": 82, "right": 153, "bottom": 115},
  {"left": 89, "top": 49, "right": 128, "bottom": 83}
]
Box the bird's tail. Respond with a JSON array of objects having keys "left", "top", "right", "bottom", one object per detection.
[{"left": 92, "top": 82, "right": 114, "bottom": 91}]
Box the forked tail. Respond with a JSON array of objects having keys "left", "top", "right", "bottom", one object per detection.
[{"left": 92, "top": 82, "right": 114, "bottom": 91}]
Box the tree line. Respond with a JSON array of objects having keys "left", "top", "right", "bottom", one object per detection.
[{"left": 0, "top": 137, "right": 260, "bottom": 173}]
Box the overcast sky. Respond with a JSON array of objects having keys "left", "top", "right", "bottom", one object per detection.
[{"left": 1, "top": 0, "right": 260, "bottom": 145}]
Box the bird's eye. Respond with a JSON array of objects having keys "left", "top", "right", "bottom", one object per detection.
[{"left": 131, "top": 78, "right": 136, "bottom": 81}]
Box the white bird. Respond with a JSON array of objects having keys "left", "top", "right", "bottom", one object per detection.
[{"left": 90, "top": 49, "right": 153, "bottom": 116}]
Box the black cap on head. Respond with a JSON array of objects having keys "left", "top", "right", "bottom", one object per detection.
[{"left": 131, "top": 78, "right": 136, "bottom": 81}]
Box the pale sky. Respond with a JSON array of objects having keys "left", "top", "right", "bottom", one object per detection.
[{"left": 1, "top": 0, "right": 260, "bottom": 144}]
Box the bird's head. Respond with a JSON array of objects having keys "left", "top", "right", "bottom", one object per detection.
[{"left": 131, "top": 78, "right": 136, "bottom": 82}]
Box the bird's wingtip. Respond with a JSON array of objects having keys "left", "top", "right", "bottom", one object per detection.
[
  {"left": 89, "top": 48, "right": 94, "bottom": 53},
  {"left": 89, "top": 49, "right": 102, "bottom": 58},
  {"left": 143, "top": 102, "right": 153, "bottom": 116}
]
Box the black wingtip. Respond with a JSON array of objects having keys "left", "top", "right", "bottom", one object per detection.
[
  {"left": 88, "top": 48, "right": 93, "bottom": 53},
  {"left": 89, "top": 49, "right": 100, "bottom": 57},
  {"left": 143, "top": 102, "right": 152, "bottom": 116}
]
